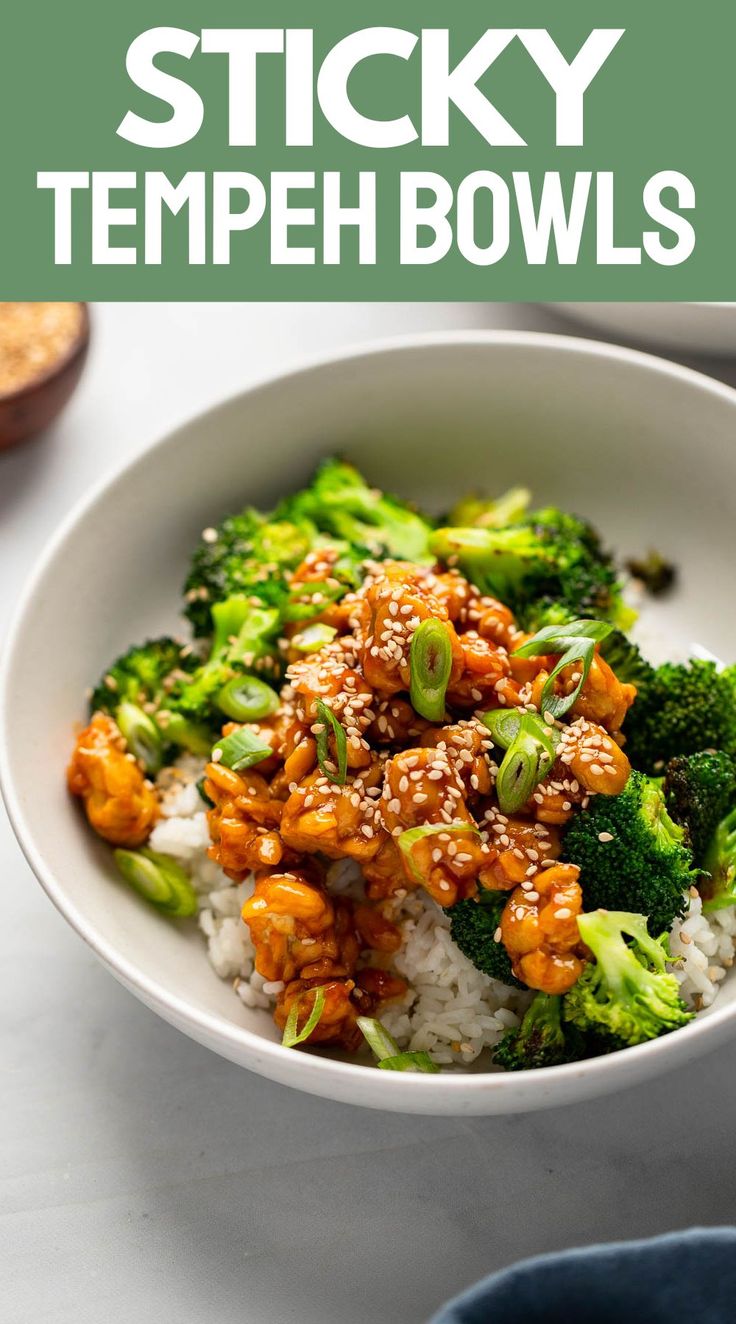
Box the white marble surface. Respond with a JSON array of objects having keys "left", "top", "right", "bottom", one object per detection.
[{"left": 3, "top": 303, "right": 736, "bottom": 1324}]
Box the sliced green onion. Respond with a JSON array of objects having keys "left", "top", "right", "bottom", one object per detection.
[
  {"left": 216, "top": 674, "right": 279, "bottom": 722},
  {"left": 483, "top": 708, "right": 559, "bottom": 758},
  {"left": 513, "top": 618, "right": 613, "bottom": 720},
  {"left": 315, "top": 699, "right": 348, "bottom": 785},
  {"left": 196, "top": 776, "right": 214, "bottom": 808},
  {"left": 398, "top": 821, "right": 480, "bottom": 885},
  {"left": 480, "top": 708, "right": 523, "bottom": 749},
  {"left": 409, "top": 619, "right": 453, "bottom": 722},
  {"left": 113, "top": 848, "right": 198, "bottom": 917},
  {"left": 378, "top": 1051, "right": 440, "bottom": 1073},
  {"left": 356, "top": 1016, "right": 401, "bottom": 1061},
  {"left": 357, "top": 1018, "right": 440, "bottom": 1073},
  {"left": 291, "top": 623, "right": 338, "bottom": 653},
  {"left": 283, "top": 580, "right": 344, "bottom": 623},
  {"left": 494, "top": 711, "right": 559, "bottom": 815},
  {"left": 115, "top": 701, "right": 164, "bottom": 774},
  {"left": 212, "top": 725, "right": 273, "bottom": 772},
  {"left": 281, "top": 986, "right": 326, "bottom": 1048}
]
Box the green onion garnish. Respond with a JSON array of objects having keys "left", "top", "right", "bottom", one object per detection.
[
  {"left": 409, "top": 619, "right": 453, "bottom": 722},
  {"left": 357, "top": 1017, "right": 440, "bottom": 1073},
  {"left": 494, "top": 712, "right": 558, "bottom": 814},
  {"left": 480, "top": 707, "right": 524, "bottom": 748},
  {"left": 115, "top": 701, "right": 164, "bottom": 774},
  {"left": 357, "top": 1015, "right": 401, "bottom": 1061},
  {"left": 216, "top": 674, "right": 279, "bottom": 722},
  {"left": 212, "top": 726, "right": 273, "bottom": 771},
  {"left": 291, "top": 623, "right": 338, "bottom": 653},
  {"left": 281, "top": 986, "right": 326, "bottom": 1048},
  {"left": 196, "top": 776, "right": 214, "bottom": 808},
  {"left": 315, "top": 699, "right": 348, "bottom": 784},
  {"left": 482, "top": 707, "right": 558, "bottom": 760},
  {"left": 283, "top": 580, "right": 345, "bottom": 623},
  {"left": 113, "top": 848, "right": 198, "bottom": 917},
  {"left": 378, "top": 1051, "right": 439, "bottom": 1073},
  {"left": 513, "top": 618, "right": 613, "bottom": 720},
  {"left": 398, "top": 821, "right": 480, "bottom": 885}
]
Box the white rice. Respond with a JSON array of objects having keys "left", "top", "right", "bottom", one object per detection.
[
  {"left": 151, "top": 756, "right": 736, "bottom": 1065},
  {"left": 380, "top": 895, "right": 527, "bottom": 1065},
  {"left": 669, "top": 892, "right": 736, "bottom": 1008}
]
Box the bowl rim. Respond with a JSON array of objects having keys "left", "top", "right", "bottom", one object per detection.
[{"left": 4, "top": 325, "right": 736, "bottom": 1106}]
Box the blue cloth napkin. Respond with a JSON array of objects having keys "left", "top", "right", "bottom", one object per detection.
[{"left": 430, "top": 1228, "right": 736, "bottom": 1323}]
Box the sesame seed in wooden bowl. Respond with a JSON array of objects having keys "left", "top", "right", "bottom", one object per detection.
[{"left": 0, "top": 302, "right": 90, "bottom": 451}]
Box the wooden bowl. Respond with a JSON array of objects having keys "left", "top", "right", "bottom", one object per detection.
[{"left": 0, "top": 303, "right": 90, "bottom": 451}]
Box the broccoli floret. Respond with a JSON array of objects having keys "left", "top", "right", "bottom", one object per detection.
[
  {"left": 599, "top": 630, "right": 655, "bottom": 689},
  {"left": 184, "top": 460, "right": 426, "bottom": 635},
  {"left": 562, "top": 770, "right": 695, "bottom": 935},
  {"left": 701, "top": 809, "right": 736, "bottom": 912},
  {"left": 623, "top": 660, "right": 736, "bottom": 774},
  {"left": 447, "top": 893, "right": 522, "bottom": 988},
  {"left": 184, "top": 509, "right": 316, "bottom": 636},
  {"left": 89, "top": 637, "right": 207, "bottom": 770},
  {"left": 493, "top": 993, "right": 589, "bottom": 1071},
  {"left": 563, "top": 910, "right": 693, "bottom": 1046},
  {"left": 90, "top": 637, "right": 197, "bottom": 715},
  {"left": 448, "top": 486, "right": 531, "bottom": 529},
  {"left": 277, "top": 459, "right": 433, "bottom": 565},
  {"left": 431, "top": 505, "right": 629, "bottom": 632},
  {"left": 166, "top": 597, "right": 280, "bottom": 724},
  {"left": 664, "top": 750, "right": 736, "bottom": 865},
  {"left": 624, "top": 548, "right": 677, "bottom": 596}
]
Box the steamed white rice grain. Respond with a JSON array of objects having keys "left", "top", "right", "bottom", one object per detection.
[{"left": 670, "top": 892, "right": 736, "bottom": 1008}]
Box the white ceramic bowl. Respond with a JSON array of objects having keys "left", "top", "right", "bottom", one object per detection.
[
  {"left": 3, "top": 330, "right": 736, "bottom": 1115},
  {"left": 552, "top": 303, "right": 736, "bottom": 358}
]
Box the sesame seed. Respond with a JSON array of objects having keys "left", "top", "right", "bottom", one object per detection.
[
  {"left": 211, "top": 748, "right": 223, "bottom": 763},
  {"left": 597, "top": 831, "right": 614, "bottom": 843},
  {"left": 554, "top": 907, "right": 572, "bottom": 919}
]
